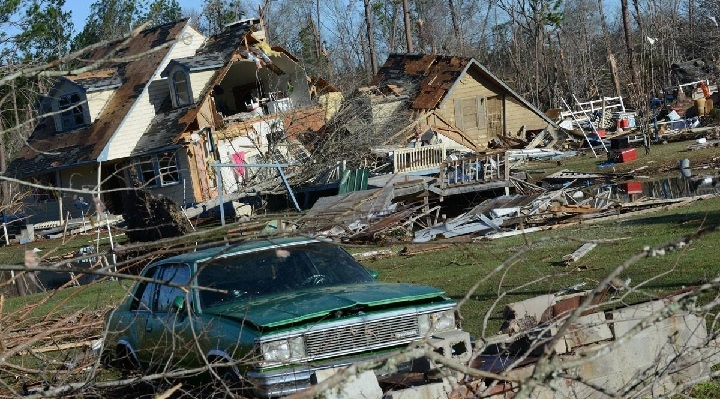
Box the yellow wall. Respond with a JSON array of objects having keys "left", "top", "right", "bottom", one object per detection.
[{"left": 435, "top": 66, "right": 549, "bottom": 149}]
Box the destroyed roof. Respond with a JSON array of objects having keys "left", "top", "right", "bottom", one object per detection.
[
  {"left": 370, "top": 53, "right": 555, "bottom": 125},
  {"left": 670, "top": 59, "right": 718, "bottom": 84},
  {"left": 64, "top": 68, "right": 122, "bottom": 92},
  {"left": 160, "top": 53, "right": 225, "bottom": 77},
  {"left": 132, "top": 21, "right": 257, "bottom": 154},
  {"left": 5, "top": 19, "right": 190, "bottom": 178},
  {"left": 132, "top": 105, "right": 200, "bottom": 156}
]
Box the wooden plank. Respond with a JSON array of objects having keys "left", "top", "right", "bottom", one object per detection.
[{"left": 562, "top": 242, "right": 598, "bottom": 264}]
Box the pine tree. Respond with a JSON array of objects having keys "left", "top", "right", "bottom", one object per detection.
[
  {"left": 71, "top": 0, "right": 140, "bottom": 50},
  {"left": 145, "top": 0, "right": 183, "bottom": 27}
]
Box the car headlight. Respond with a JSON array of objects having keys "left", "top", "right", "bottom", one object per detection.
[
  {"left": 260, "top": 336, "right": 306, "bottom": 363},
  {"left": 418, "top": 310, "right": 456, "bottom": 336}
]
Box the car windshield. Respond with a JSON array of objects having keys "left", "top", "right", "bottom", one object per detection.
[{"left": 197, "top": 242, "right": 375, "bottom": 308}]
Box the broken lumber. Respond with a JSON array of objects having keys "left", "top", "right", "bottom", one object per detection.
[{"left": 562, "top": 242, "right": 597, "bottom": 264}]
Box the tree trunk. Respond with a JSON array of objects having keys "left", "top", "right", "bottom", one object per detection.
[
  {"left": 448, "top": 0, "right": 462, "bottom": 55},
  {"left": 389, "top": 3, "right": 398, "bottom": 53},
  {"left": 363, "top": 0, "right": 378, "bottom": 75},
  {"left": 403, "top": 0, "right": 413, "bottom": 53},
  {"left": 608, "top": 54, "right": 622, "bottom": 98},
  {"left": 621, "top": 0, "right": 639, "bottom": 91}
]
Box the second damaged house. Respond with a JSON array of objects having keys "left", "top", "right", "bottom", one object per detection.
[
  {"left": 360, "top": 54, "right": 560, "bottom": 167},
  {"left": 297, "top": 54, "right": 561, "bottom": 241},
  {"left": 6, "top": 18, "right": 338, "bottom": 231}
]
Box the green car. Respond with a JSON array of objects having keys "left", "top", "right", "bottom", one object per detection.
[{"left": 103, "top": 237, "right": 471, "bottom": 397}]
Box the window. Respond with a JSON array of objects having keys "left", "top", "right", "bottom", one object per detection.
[
  {"left": 58, "top": 92, "right": 87, "bottom": 131},
  {"left": 131, "top": 265, "right": 191, "bottom": 312},
  {"left": 454, "top": 96, "right": 486, "bottom": 130},
  {"left": 172, "top": 70, "right": 191, "bottom": 107},
  {"left": 135, "top": 151, "right": 180, "bottom": 188},
  {"left": 156, "top": 265, "right": 192, "bottom": 312},
  {"left": 132, "top": 267, "right": 161, "bottom": 311}
]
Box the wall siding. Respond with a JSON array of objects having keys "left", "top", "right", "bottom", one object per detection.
[
  {"left": 101, "top": 25, "right": 206, "bottom": 161},
  {"left": 437, "top": 70, "right": 494, "bottom": 147},
  {"left": 436, "top": 67, "right": 548, "bottom": 148},
  {"left": 87, "top": 89, "right": 115, "bottom": 122},
  {"left": 504, "top": 96, "right": 549, "bottom": 134},
  {"left": 190, "top": 70, "right": 216, "bottom": 102}
]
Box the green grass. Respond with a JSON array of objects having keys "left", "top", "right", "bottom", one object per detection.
[
  {"left": 3, "top": 278, "right": 130, "bottom": 320},
  {"left": 518, "top": 138, "right": 719, "bottom": 182},
  {"left": 362, "top": 195, "right": 720, "bottom": 338}
]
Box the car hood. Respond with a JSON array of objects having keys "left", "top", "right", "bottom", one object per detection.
[{"left": 202, "top": 283, "right": 447, "bottom": 329}]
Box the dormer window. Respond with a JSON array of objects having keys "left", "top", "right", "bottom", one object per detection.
[
  {"left": 171, "top": 70, "right": 192, "bottom": 107},
  {"left": 58, "top": 92, "right": 87, "bottom": 131}
]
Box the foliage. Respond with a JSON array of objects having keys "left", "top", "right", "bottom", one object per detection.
[
  {"left": 198, "top": 0, "right": 242, "bottom": 36},
  {"left": 71, "top": 0, "right": 141, "bottom": 50},
  {"left": 12, "top": 0, "right": 73, "bottom": 62},
  {"left": 144, "top": 0, "right": 183, "bottom": 28}
]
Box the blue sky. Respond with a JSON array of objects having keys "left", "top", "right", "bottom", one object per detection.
[{"left": 63, "top": 0, "right": 202, "bottom": 33}]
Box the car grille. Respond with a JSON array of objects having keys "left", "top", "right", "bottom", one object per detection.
[{"left": 304, "top": 314, "right": 419, "bottom": 359}]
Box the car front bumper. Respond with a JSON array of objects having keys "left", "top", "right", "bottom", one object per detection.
[{"left": 246, "top": 330, "right": 472, "bottom": 398}]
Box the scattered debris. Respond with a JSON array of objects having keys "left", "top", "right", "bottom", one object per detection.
[{"left": 562, "top": 242, "right": 598, "bottom": 264}]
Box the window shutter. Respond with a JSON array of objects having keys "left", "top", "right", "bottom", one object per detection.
[{"left": 454, "top": 99, "right": 464, "bottom": 129}]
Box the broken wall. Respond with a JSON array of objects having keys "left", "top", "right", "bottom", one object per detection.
[{"left": 502, "top": 293, "right": 720, "bottom": 398}]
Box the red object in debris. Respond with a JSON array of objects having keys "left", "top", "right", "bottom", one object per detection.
[
  {"left": 624, "top": 181, "right": 643, "bottom": 194},
  {"left": 596, "top": 129, "right": 606, "bottom": 138},
  {"left": 610, "top": 148, "right": 638, "bottom": 163}
]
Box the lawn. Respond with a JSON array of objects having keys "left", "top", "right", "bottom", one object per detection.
[{"left": 362, "top": 194, "right": 720, "bottom": 338}]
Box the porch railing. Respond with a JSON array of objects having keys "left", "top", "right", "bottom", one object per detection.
[
  {"left": 393, "top": 144, "right": 446, "bottom": 173},
  {"left": 438, "top": 153, "right": 507, "bottom": 189}
]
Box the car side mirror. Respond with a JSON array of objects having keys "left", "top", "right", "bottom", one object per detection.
[{"left": 172, "top": 295, "right": 185, "bottom": 312}]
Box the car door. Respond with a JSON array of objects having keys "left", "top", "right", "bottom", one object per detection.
[
  {"left": 142, "top": 263, "right": 196, "bottom": 371},
  {"left": 128, "top": 266, "right": 162, "bottom": 367}
]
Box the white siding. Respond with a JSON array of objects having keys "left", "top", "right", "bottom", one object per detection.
[
  {"left": 99, "top": 25, "right": 206, "bottom": 161},
  {"left": 190, "top": 70, "right": 216, "bottom": 102},
  {"left": 87, "top": 88, "right": 115, "bottom": 122}
]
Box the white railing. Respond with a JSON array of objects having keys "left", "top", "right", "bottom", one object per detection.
[
  {"left": 393, "top": 144, "right": 446, "bottom": 173},
  {"left": 438, "top": 153, "right": 506, "bottom": 189}
]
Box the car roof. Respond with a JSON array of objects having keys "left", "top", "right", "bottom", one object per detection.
[{"left": 152, "top": 236, "right": 320, "bottom": 266}]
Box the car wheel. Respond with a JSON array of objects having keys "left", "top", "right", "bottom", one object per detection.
[
  {"left": 115, "top": 345, "right": 141, "bottom": 377},
  {"left": 208, "top": 356, "right": 244, "bottom": 397}
]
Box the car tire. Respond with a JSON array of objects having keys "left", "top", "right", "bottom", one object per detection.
[
  {"left": 208, "top": 356, "right": 244, "bottom": 397},
  {"left": 115, "top": 345, "right": 141, "bottom": 376}
]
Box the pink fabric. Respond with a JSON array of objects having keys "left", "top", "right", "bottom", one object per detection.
[{"left": 231, "top": 151, "right": 246, "bottom": 176}]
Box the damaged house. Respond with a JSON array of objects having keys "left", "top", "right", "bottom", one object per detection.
[
  {"left": 357, "top": 54, "right": 558, "bottom": 170},
  {"left": 295, "top": 55, "right": 562, "bottom": 240},
  {"left": 6, "top": 18, "right": 337, "bottom": 226}
]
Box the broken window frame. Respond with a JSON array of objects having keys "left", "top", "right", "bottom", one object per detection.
[
  {"left": 172, "top": 70, "right": 192, "bottom": 107},
  {"left": 134, "top": 151, "right": 181, "bottom": 188},
  {"left": 57, "top": 92, "right": 87, "bottom": 132}
]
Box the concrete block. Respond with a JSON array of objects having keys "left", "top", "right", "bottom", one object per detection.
[
  {"left": 384, "top": 375, "right": 461, "bottom": 399},
  {"left": 314, "top": 368, "right": 383, "bottom": 399},
  {"left": 504, "top": 292, "right": 587, "bottom": 324},
  {"left": 609, "top": 299, "right": 665, "bottom": 338},
  {"left": 566, "top": 312, "right": 613, "bottom": 348},
  {"left": 428, "top": 330, "right": 472, "bottom": 364}
]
